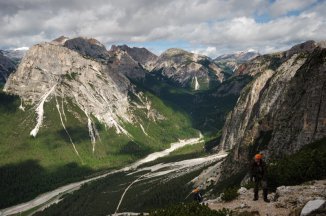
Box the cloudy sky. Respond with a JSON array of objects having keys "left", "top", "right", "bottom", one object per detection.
[{"left": 1, "top": 0, "right": 325, "bottom": 57}]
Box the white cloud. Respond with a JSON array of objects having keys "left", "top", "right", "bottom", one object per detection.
[
  {"left": 0, "top": 0, "right": 324, "bottom": 56},
  {"left": 191, "top": 47, "right": 218, "bottom": 58}
]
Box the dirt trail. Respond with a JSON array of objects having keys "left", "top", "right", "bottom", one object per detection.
[{"left": 207, "top": 180, "right": 326, "bottom": 216}]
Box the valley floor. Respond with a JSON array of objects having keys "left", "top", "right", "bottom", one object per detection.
[{"left": 0, "top": 135, "right": 226, "bottom": 216}]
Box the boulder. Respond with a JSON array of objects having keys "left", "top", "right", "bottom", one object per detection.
[
  {"left": 300, "top": 199, "right": 326, "bottom": 216},
  {"left": 238, "top": 187, "right": 248, "bottom": 195}
]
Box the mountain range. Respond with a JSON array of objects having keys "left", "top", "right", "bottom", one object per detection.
[{"left": 0, "top": 37, "right": 325, "bottom": 215}]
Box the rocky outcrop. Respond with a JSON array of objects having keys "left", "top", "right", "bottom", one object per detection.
[
  {"left": 152, "top": 48, "right": 225, "bottom": 90},
  {"left": 286, "top": 40, "right": 317, "bottom": 58},
  {"left": 110, "top": 45, "right": 158, "bottom": 70},
  {"left": 0, "top": 51, "right": 16, "bottom": 84},
  {"left": 4, "top": 42, "right": 137, "bottom": 136},
  {"left": 267, "top": 47, "right": 326, "bottom": 156},
  {"left": 301, "top": 199, "right": 326, "bottom": 216},
  {"left": 208, "top": 180, "right": 326, "bottom": 216},
  {"left": 215, "top": 41, "right": 325, "bottom": 182},
  {"left": 51, "top": 35, "right": 69, "bottom": 46},
  {"left": 218, "top": 41, "right": 325, "bottom": 157}
]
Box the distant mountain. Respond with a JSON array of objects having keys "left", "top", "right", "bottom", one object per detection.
[
  {"left": 110, "top": 45, "right": 158, "bottom": 70},
  {"left": 0, "top": 51, "right": 17, "bottom": 84},
  {"left": 214, "top": 50, "right": 260, "bottom": 74},
  {"left": 107, "top": 45, "right": 149, "bottom": 80},
  {"left": 152, "top": 48, "right": 226, "bottom": 91},
  {"left": 51, "top": 35, "right": 69, "bottom": 45},
  {"left": 1, "top": 48, "right": 27, "bottom": 63},
  {"left": 215, "top": 50, "right": 260, "bottom": 62},
  {"left": 63, "top": 37, "right": 109, "bottom": 60}
]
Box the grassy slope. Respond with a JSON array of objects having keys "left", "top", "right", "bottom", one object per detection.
[
  {"left": 0, "top": 71, "right": 246, "bottom": 209},
  {"left": 0, "top": 86, "right": 198, "bottom": 208}
]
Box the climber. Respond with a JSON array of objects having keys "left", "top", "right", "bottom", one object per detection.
[
  {"left": 250, "top": 153, "right": 270, "bottom": 202},
  {"left": 192, "top": 188, "right": 203, "bottom": 202}
]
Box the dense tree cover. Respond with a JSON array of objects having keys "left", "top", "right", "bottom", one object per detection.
[
  {"left": 34, "top": 164, "right": 211, "bottom": 215},
  {"left": 34, "top": 171, "right": 136, "bottom": 216},
  {"left": 0, "top": 160, "right": 92, "bottom": 208},
  {"left": 120, "top": 168, "right": 204, "bottom": 212},
  {"left": 132, "top": 73, "right": 248, "bottom": 135}
]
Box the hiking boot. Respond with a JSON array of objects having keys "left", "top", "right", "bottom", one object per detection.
[{"left": 264, "top": 198, "right": 270, "bottom": 203}]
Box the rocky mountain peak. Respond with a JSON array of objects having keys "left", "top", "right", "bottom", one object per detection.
[
  {"left": 286, "top": 40, "right": 317, "bottom": 58},
  {"left": 109, "top": 45, "right": 158, "bottom": 70},
  {"left": 215, "top": 50, "right": 260, "bottom": 63},
  {"left": 214, "top": 50, "right": 260, "bottom": 75},
  {"left": 153, "top": 48, "right": 225, "bottom": 90},
  {"left": 107, "top": 46, "right": 147, "bottom": 80},
  {"left": 63, "top": 37, "right": 108, "bottom": 60},
  {"left": 4, "top": 42, "right": 136, "bottom": 137},
  {"left": 51, "top": 35, "right": 69, "bottom": 46},
  {"left": 160, "top": 48, "right": 206, "bottom": 62},
  {"left": 162, "top": 48, "right": 190, "bottom": 56}
]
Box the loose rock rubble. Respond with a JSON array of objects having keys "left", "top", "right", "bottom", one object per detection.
[{"left": 207, "top": 180, "right": 326, "bottom": 216}]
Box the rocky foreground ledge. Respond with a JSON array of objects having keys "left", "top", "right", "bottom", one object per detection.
[{"left": 207, "top": 180, "right": 326, "bottom": 216}]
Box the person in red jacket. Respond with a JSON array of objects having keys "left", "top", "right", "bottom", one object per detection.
[{"left": 250, "top": 153, "right": 270, "bottom": 202}]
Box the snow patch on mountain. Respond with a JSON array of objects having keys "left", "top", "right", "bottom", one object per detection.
[{"left": 30, "top": 84, "right": 57, "bottom": 137}]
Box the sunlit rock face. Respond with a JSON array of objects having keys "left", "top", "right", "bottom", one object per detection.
[
  {"left": 218, "top": 41, "right": 326, "bottom": 178},
  {"left": 152, "top": 48, "right": 226, "bottom": 90},
  {"left": 4, "top": 42, "right": 134, "bottom": 135}
]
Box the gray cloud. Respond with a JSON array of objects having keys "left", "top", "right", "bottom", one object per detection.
[{"left": 0, "top": 0, "right": 325, "bottom": 57}]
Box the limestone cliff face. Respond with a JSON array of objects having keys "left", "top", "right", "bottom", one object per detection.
[
  {"left": 218, "top": 41, "right": 326, "bottom": 160},
  {"left": 152, "top": 48, "right": 225, "bottom": 90},
  {"left": 268, "top": 46, "right": 326, "bottom": 155},
  {"left": 4, "top": 42, "right": 140, "bottom": 136}
]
